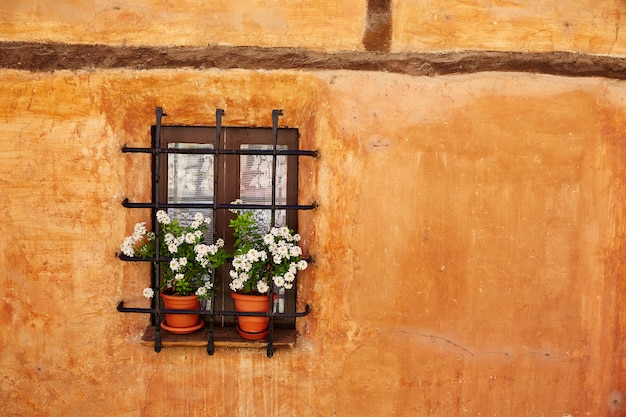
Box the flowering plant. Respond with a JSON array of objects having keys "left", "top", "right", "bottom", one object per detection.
[
  {"left": 120, "top": 210, "right": 229, "bottom": 300},
  {"left": 228, "top": 200, "right": 308, "bottom": 295}
]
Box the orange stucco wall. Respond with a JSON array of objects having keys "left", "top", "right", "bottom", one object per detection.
[
  {"left": 393, "top": 0, "right": 626, "bottom": 54},
  {"left": 1, "top": 2, "right": 626, "bottom": 417},
  {"left": 2, "top": 1, "right": 626, "bottom": 54}
]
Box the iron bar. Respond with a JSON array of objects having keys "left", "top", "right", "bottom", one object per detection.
[
  {"left": 207, "top": 109, "right": 223, "bottom": 356},
  {"left": 266, "top": 109, "right": 283, "bottom": 358},
  {"left": 117, "top": 253, "right": 172, "bottom": 262},
  {"left": 117, "top": 301, "right": 311, "bottom": 317},
  {"left": 152, "top": 107, "right": 165, "bottom": 353},
  {"left": 119, "top": 252, "right": 314, "bottom": 265},
  {"left": 120, "top": 107, "right": 316, "bottom": 356},
  {"left": 122, "top": 198, "right": 318, "bottom": 210},
  {"left": 122, "top": 145, "right": 318, "bottom": 158}
]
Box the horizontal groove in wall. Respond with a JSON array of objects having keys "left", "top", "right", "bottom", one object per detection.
[{"left": 1, "top": 41, "right": 625, "bottom": 79}]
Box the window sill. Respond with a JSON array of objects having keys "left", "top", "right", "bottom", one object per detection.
[{"left": 140, "top": 325, "right": 296, "bottom": 349}]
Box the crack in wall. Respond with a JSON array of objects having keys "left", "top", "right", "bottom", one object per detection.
[
  {"left": 415, "top": 331, "right": 476, "bottom": 356},
  {"left": 392, "top": 329, "right": 559, "bottom": 359},
  {"left": 609, "top": 16, "right": 621, "bottom": 54}
]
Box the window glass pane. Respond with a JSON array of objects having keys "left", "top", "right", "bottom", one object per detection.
[
  {"left": 167, "top": 143, "right": 214, "bottom": 241},
  {"left": 240, "top": 144, "right": 287, "bottom": 232},
  {"left": 240, "top": 144, "right": 289, "bottom": 313}
]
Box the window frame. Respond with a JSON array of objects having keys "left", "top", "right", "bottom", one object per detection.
[
  {"left": 118, "top": 107, "right": 317, "bottom": 356},
  {"left": 158, "top": 125, "right": 300, "bottom": 328}
]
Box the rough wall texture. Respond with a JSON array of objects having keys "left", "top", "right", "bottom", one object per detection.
[
  {"left": 1, "top": 1, "right": 626, "bottom": 417},
  {"left": 393, "top": 0, "right": 626, "bottom": 54},
  {"left": 2, "top": 68, "right": 625, "bottom": 417},
  {"left": 2, "top": 0, "right": 625, "bottom": 54},
  {"left": 0, "top": 0, "right": 366, "bottom": 50}
]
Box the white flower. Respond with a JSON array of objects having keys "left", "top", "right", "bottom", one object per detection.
[
  {"left": 120, "top": 236, "right": 135, "bottom": 257},
  {"left": 184, "top": 232, "right": 196, "bottom": 244},
  {"left": 229, "top": 199, "right": 243, "bottom": 213},
  {"left": 194, "top": 244, "right": 207, "bottom": 256},
  {"left": 194, "top": 212, "right": 204, "bottom": 222},
  {"left": 289, "top": 246, "right": 302, "bottom": 257},
  {"left": 232, "top": 256, "right": 245, "bottom": 269},
  {"left": 245, "top": 249, "right": 266, "bottom": 263},
  {"left": 132, "top": 222, "right": 147, "bottom": 240},
  {"left": 297, "top": 260, "right": 308, "bottom": 270},
  {"left": 277, "top": 244, "right": 289, "bottom": 257},
  {"left": 284, "top": 271, "right": 295, "bottom": 282},
  {"left": 156, "top": 210, "right": 171, "bottom": 225},
  {"left": 167, "top": 243, "right": 179, "bottom": 254},
  {"left": 198, "top": 242, "right": 225, "bottom": 267},
  {"left": 207, "top": 244, "right": 219, "bottom": 255},
  {"left": 263, "top": 234, "right": 274, "bottom": 245},
  {"left": 244, "top": 250, "right": 256, "bottom": 262},
  {"left": 229, "top": 278, "right": 244, "bottom": 291},
  {"left": 273, "top": 275, "right": 285, "bottom": 288},
  {"left": 143, "top": 288, "right": 154, "bottom": 298},
  {"left": 256, "top": 280, "right": 269, "bottom": 293},
  {"left": 216, "top": 238, "right": 224, "bottom": 247},
  {"left": 169, "top": 258, "right": 180, "bottom": 271},
  {"left": 175, "top": 273, "right": 184, "bottom": 281},
  {"left": 196, "top": 286, "right": 207, "bottom": 297}
]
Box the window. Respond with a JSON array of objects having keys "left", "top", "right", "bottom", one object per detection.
[
  {"left": 118, "top": 108, "right": 316, "bottom": 356},
  {"left": 159, "top": 125, "right": 300, "bottom": 328}
]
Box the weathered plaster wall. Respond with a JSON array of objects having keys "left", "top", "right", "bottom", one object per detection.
[
  {"left": 393, "top": 0, "right": 626, "bottom": 54},
  {"left": 1, "top": 68, "right": 625, "bottom": 416},
  {"left": 2, "top": 1, "right": 626, "bottom": 416},
  {"left": 1, "top": 0, "right": 625, "bottom": 54},
  {"left": 0, "top": 0, "right": 366, "bottom": 50}
]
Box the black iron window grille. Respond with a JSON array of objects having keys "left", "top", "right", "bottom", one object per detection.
[{"left": 117, "top": 107, "right": 317, "bottom": 357}]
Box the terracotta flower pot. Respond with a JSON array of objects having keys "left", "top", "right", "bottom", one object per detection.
[
  {"left": 231, "top": 292, "right": 270, "bottom": 340},
  {"left": 160, "top": 292, "right": 203, "bottom": 334}
]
